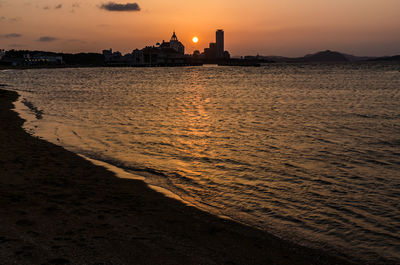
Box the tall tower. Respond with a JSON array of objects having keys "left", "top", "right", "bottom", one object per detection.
[{"left": 216, "top": 29, "right": 224, "bottom": 58}]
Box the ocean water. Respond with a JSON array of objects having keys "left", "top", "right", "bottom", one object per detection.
[{"left": 2, "top": 63, "right": 400, "bottom": 264}]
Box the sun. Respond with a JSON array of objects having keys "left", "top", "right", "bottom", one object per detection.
[{"left": 192, "top": 36, "right": 199, "bottom": 43}]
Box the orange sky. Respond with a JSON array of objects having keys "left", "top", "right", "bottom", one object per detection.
[{"left": 0, "top": 0, "right": 399, "bottom": 56}]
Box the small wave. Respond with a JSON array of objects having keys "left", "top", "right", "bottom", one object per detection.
[
  {"left": 373, "top": 139, "right": 400, "bottom": 148},
  {"left": 365, "top": 159, "right": 391, "bottom": 166},
  {"left": 21, "top": 98, "right": 44, "bottom": 119},
  {"left": 78, "top": 152, "right": 171, "bottom": 180}
]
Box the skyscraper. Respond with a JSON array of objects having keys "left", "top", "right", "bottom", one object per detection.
[{"left": 216, "top": 29, "right": 224, "bottom": 58}]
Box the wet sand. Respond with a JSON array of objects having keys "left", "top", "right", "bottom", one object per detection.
[{"left": 0, "top": 88, "right": 356, "bottom": 265}]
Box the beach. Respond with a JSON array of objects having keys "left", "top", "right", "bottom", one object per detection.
[{"left": 0, "top": 88, "right": 356, "bottom": 265}]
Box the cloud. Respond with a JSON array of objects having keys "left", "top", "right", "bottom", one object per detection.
[
  {"left": 37, "top": 36, "right": 58, "bottom": 42},
  {"left": 1, "top": 33, "right": 22, "bottom": 38},
  {"left": 100, "top": 2, "right": 140, "bottom": 12},
  {"left": 55, "top": 4, "right": 62, "bottom": 9}
]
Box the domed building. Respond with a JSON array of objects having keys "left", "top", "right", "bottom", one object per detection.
[{"left": 160, "top": 31, "right": 185, "bottom": 55}]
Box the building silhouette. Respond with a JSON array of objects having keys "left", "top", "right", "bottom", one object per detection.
[
  {"left": 216, "top": 29, "right": 224, "bottom": 58},
  {"left": 203, "top": 29, "right": 230, "bottom": 61},
  {"left": 103, "top": 31, "right": 190, "bottom": 66},
  {"left": 0, "top": 49, "right": 5, "bottom": 61},
  {"left": 101, "top": 29, "right": 233, "bottom": 66},
  {"left": 160, "top": 31, "right": 185, "bottom": 54}
]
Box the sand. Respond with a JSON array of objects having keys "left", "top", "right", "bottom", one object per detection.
[{"left": 0, "top": 88, "right": 356, "bottom": 265}]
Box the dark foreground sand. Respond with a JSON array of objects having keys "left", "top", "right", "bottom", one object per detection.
[{"left": 0, "top": 89, "right": 356, "bottom": 265}]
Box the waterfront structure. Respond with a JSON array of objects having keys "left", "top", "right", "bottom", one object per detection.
[
  {"left": 24, "top": 53, "right": 63, "bottom": 65},
  {"left": 102, "top": 29, "right": 230, "bottom": 66},
  {"left": 103, "top": 31, "right": 188, "bottom": 66},
  {"left": 216, "top": 29, "right": 224, "bottom": 58},
  {"left": 160, "top": 31, "right": 185, "bottom": 54},
  {"left": 204, "top": 43, "right": 217, "bottom": 59},
  {"left": 102, "top": 49, "right": 123, "bottom": 62},
  {"left": 202, "top": 29, "right": 230, "bottom": 60},
  {"left": 0, "top": 49, "right": 5, "bottom": 60},
  {"left": 0, "top": 52, "right": 63, "bottom": 66}
]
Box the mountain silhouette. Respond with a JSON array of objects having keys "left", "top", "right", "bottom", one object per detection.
[{"left": 301, "top": 50, "right": 348, "bottom": 62}]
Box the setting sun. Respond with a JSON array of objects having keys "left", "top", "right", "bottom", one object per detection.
[{"left": 192, "top": 36, "right": 199, "bottom": 43}]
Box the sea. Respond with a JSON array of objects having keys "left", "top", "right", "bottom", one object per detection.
[{"left": 1, "top": 62, "right": 400, "bottom": 264}]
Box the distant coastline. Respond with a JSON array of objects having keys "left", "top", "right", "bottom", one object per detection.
[{"left": 1, "top": 49, "right": 399, "bottom": 70}]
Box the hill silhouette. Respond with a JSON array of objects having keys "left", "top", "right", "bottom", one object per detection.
[
  {"left": 302, "top": 50, "right": 348, "bottom": 62},
  {"left": 256, "top": 50, "right": 399, "bottom": 63}
]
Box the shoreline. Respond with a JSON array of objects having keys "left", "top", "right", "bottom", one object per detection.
[
  {"left": 13, "top": 95, "right": 216, "bottom": 217},
  {"left": 80, "top": 154, "right": 197, "bottom": 209},
  {"left": 0, "top": 88, "right": 357, "bottom": 264}
]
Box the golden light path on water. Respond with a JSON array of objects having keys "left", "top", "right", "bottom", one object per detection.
[{"left": 2, "top": 63, "right": 400, "bottom": 265}]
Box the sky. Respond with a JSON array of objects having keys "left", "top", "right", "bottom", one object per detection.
[{"left": 0, "top": 0, "right": 399, "bottom": 56}]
